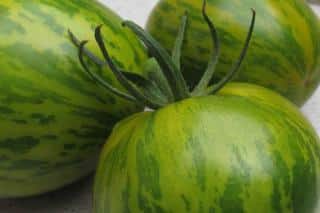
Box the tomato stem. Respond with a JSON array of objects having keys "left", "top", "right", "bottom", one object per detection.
[
  {"left": 171, "top": 12, "right": 188, "bottom": 71},
  {"left": 192, "top": 0, "right": 221, "bottom": 96},
  {"left": 93, "top": 25, "right": 165, "bottom": 109},
  {"left": 122, "top": 21, "right": 190, "bottom": 101},
  {"left": 207, "top": 9, "right": 256, "bottom": 95},
  {"left": 143, "top": 58, "right": 175, "bottom": 102},
  {"left": 68, "top": 29, "right": 106, "bottom": 66},
  {"left": 70, "top": 0, "right": 255, "bottom": 110},
  {"left": 78, "top": 40, "right": 138, "bottom": 102}
]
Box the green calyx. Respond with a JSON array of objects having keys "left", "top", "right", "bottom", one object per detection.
[{"left": 69, "top": 0, "right": 256, "bottom": 110}]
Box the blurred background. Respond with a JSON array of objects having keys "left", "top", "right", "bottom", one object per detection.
[{"left": 0, "top": 0, "right": 320, "bottom": 212}]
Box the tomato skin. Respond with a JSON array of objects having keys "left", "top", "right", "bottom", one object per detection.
[{"left": 94, "top": 83, "right": 320, "bottom": 213}]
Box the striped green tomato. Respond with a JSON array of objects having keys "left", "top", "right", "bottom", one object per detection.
[
  {"left": 94, "top": 83, "right": 320, "bottom": 213},
  {"left": 0, "top": 0, "right": 148, "bottom": 197},
  {"left": 146, "top": 0, "right": 320, "bottom": 106}
]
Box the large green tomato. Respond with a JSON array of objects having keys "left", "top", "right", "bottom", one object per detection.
[{"left": 94, "top": 83, "right": 320, "bottom": 213}]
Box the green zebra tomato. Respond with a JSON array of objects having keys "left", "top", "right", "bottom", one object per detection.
[{"left": 94, "top": 83, "right": 320, "bottom": 213}]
